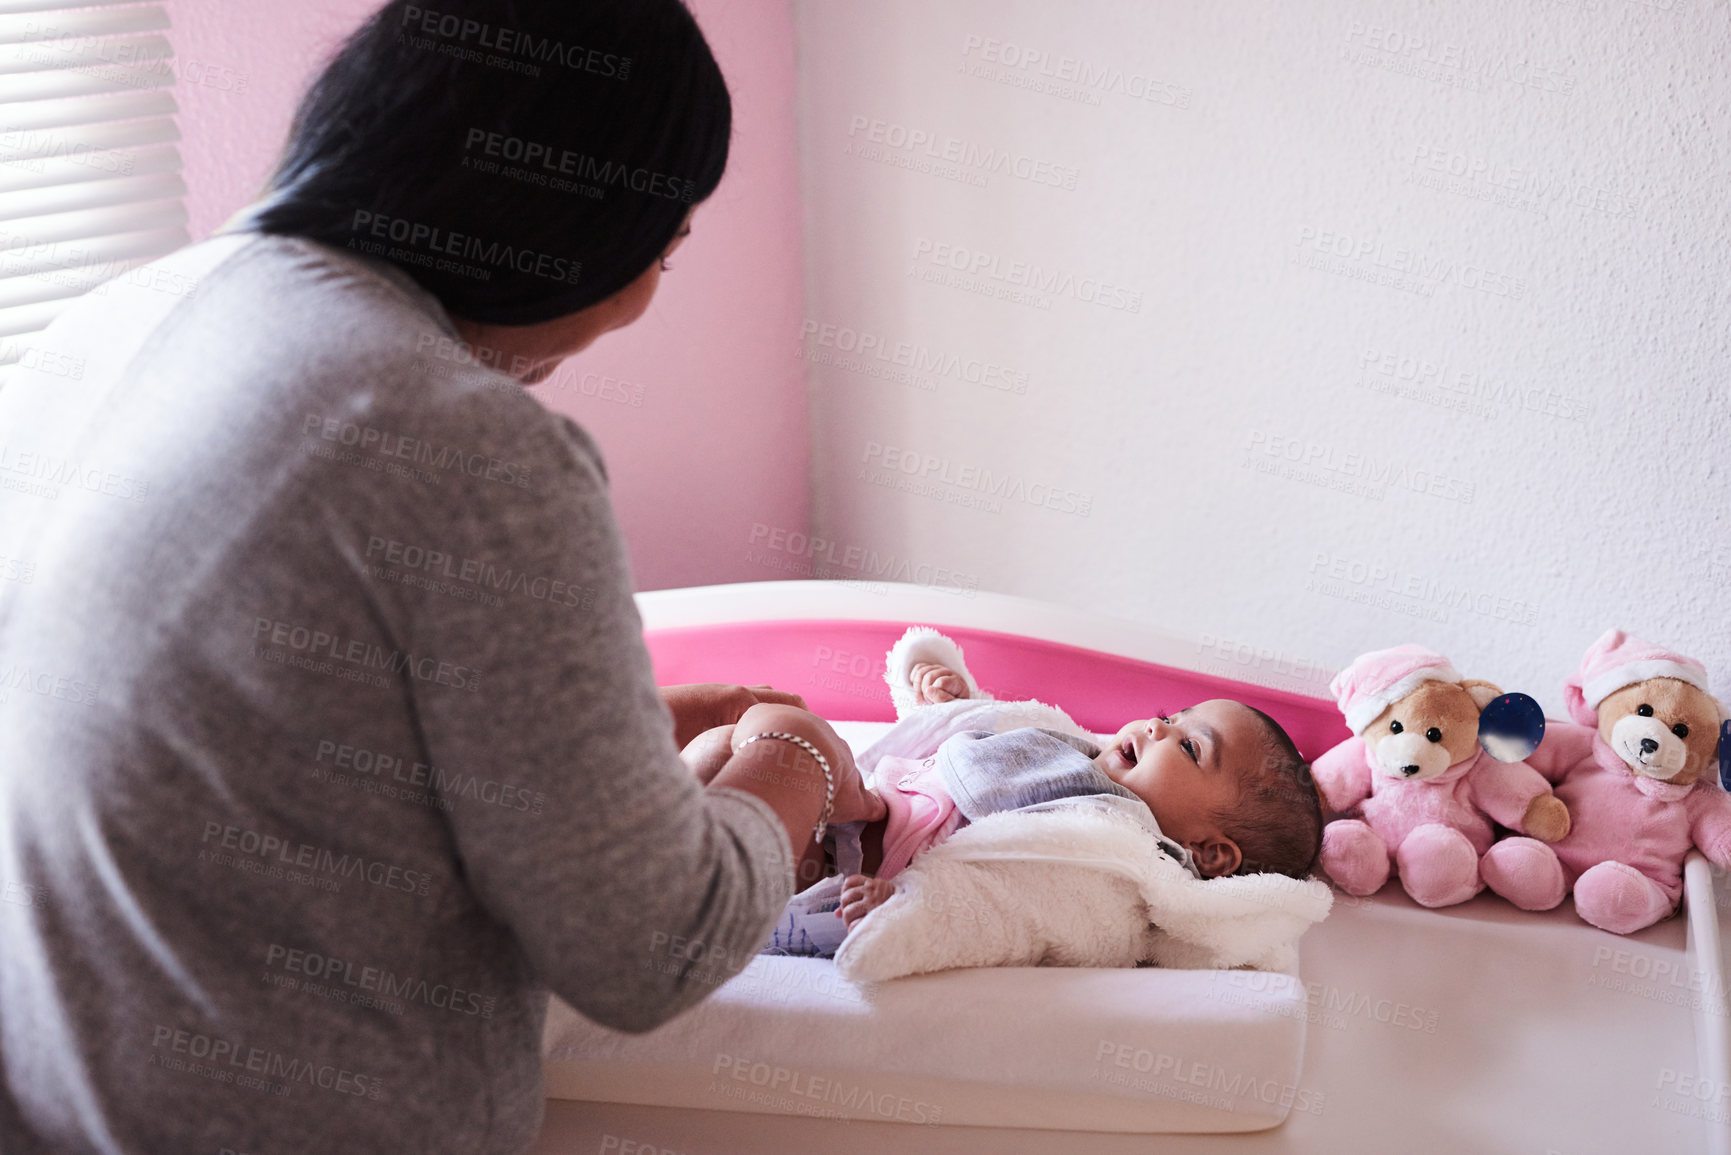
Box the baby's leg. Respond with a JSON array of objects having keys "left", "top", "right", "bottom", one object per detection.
[
  {"left": 688, "top": 724, "right": 878, "bottom": 891},
  {"left": 680, "top": 724, "right": 736, "bottom": 785},
  {"left": 838, "top": 874, "right": 897, "bottom": 928},
  {"left": 909, "top": 661, "right": 971, "bottom": 704}
]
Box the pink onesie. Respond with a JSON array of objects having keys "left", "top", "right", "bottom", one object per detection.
[
  {"left": 1525, "top": 720, "right": 1731, "bottom": 902},
  {"left": 871, "top": 754, "right": 965, "bottom": 879}
]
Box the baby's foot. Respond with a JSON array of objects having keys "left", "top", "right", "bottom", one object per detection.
[
  {"left": 838, "top": 874, "right": 897, "bottom": 929},
  {"left": 909, "top": 661, "right": 970, "bottom": 704}
]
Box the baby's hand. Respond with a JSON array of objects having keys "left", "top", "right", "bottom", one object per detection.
[
  {"left": 838, "top": 874, "right": 897, "bottom": 930},
  {"left": 910, "top": 661, "right": 970, "bottom": 704}
]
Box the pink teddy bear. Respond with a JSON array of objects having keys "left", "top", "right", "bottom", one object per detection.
[
  {"left": 1313, "top": 645, "right": 1572, "bottom": 910},
  {"left": 1520, "top": 629, "right": 1731, "bottom": 934}
]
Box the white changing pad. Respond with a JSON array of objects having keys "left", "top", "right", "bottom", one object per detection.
[{"left": 540, "top": 722, "right": 1314, "bottom": 1133}]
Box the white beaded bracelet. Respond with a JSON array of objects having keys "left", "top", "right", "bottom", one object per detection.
[{"left": 735, "top": 731, "right": 836, "bottom": 844}]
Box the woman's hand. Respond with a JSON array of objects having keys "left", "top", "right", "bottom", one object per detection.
[
  {"left": 728, "top": 703, "right": 886, "bottom": 826},
  {"left": 660, "top": 683, "right": 806, "bottom": 749}
]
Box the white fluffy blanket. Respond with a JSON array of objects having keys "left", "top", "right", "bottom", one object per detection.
[{"left": 831, "top": 627, "right": 1333, "bottom": 983}]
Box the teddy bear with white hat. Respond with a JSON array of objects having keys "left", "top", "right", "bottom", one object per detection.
[
  {"left": 1312, "top": 644, "right": 1572, "bottom": 910},
  {"left": 1522, "top": 628, "right": 1731, "bottom": 934}
]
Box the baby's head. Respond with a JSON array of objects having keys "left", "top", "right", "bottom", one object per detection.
[{"left": 1093, "top": 700, "right": 1322, "bottom": 880}]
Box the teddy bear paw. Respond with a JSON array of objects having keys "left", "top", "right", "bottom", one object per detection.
[
  {"left": 1319, "top": 819, "right": 1391, "bottom": 896},
  {"left": 1395, "top": 824, "right": 1484, "bottom": 908},
  {"left": 1572, "top": 861, "right": 1675, "bottom": 934},
  {"left": 1521, "top": 794, "right": 1571, "bottom": 843},
  {"left": 1479, "top": 837, "right": 1565, "bottom": 911}
]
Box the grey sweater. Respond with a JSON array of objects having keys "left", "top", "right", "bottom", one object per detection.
[{"left": 0, "top": 235, "right": 793, "bottom": 1153}]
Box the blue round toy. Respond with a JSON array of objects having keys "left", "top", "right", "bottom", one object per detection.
[{"left": 1478, "top": 692, "right": 1546, "bottom": 762}]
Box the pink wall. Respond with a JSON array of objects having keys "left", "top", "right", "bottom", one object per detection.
[{"left": 168, "top": 0, "right": 810, "bottom": 591}]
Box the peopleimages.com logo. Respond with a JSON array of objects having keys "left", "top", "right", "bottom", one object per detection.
[
  {"left": 347, "top": 211, "right": 581, "bottom": 286},
  {"left": 462, "top": 129, "right": 697, "bottom": 202},
  {"left": 398, "top": 6, "right": 630, "bottom": 79}
]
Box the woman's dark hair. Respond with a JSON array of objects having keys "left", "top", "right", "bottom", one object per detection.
[{"left": 239, "top": 0, "right": 730, "bottom": 325}]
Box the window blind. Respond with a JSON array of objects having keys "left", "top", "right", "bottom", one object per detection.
[{"left": 0, "top": 0, "right": 184, "bottom": 365}]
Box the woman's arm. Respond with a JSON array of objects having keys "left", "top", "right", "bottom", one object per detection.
[{"left": 388, "top": 409, "right": 876, "bottom": 1033}]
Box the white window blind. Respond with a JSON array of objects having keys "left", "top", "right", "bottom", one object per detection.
[{"left": 0, "top": 0, "right": 184, "bottom": 365}]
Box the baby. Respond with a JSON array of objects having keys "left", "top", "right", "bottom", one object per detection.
[{"left": 684, "top": 656, "right": 1324, "bottom": 957}]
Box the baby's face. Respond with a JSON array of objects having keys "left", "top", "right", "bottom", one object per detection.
[{"left": 1093, "top": 700, "right": 1263, "bottom": 846}]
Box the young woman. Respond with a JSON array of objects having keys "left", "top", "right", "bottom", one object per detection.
[{"left": 0, "top": 2, "right": 880, "bottom": 1150}]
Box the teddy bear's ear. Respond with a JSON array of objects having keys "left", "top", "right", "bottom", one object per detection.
[{"left": 1459, "top": 680, "right": 1503, "bottom": 710}]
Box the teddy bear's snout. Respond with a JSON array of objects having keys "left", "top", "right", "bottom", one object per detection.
[
  {"left": 1611, "top": 714, "right": 1688, "bottom": 779},
  {"left": 1375, "top": 731, "right": 1453, "bottom": 781}
]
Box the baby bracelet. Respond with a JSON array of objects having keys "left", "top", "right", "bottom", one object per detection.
[{"left": 735, "top": 731, "right": 836, "bottom": 845}]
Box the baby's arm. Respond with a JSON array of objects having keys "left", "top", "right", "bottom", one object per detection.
[
  {"left": 909, "top": 661, "right": 971, "bottom": 704},
  {"left": 884, "top": 626, "right": 991, "bottom": 716},
  {"left": 863, "top": 625, "right": 1088, "bottom": 778}
]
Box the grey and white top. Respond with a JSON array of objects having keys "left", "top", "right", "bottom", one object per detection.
[
  {"left": 935, "top": 728, "right": 1202, "bottom": 877},
  {"left": 0, "top": 234, "right": 793, "bottom": 1153}
]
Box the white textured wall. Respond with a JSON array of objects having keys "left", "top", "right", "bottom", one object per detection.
[{"left": 792, "top": 0, "right": 1731, "bottom": 713}]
